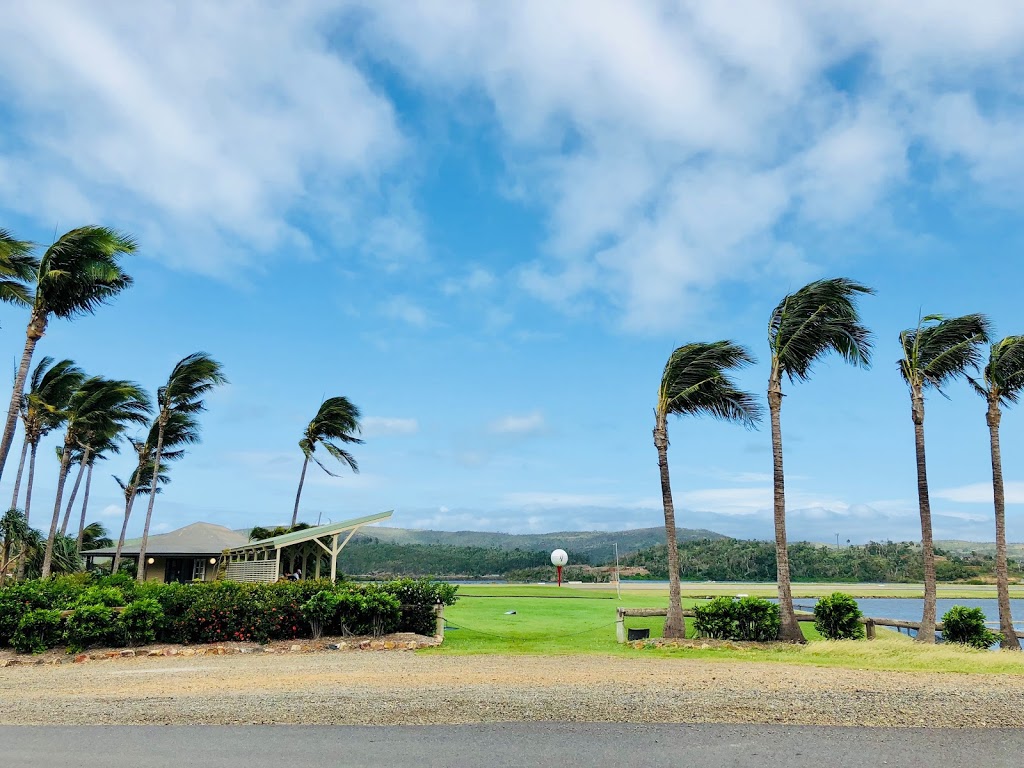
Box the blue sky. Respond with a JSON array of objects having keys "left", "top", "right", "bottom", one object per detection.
[{"left": 0, "top": 1, "right": 1023, "bottom": 544}]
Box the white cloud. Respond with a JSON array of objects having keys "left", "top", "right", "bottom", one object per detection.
[
  {"left": 489, "top": 411, "right": 546, "bottom": 435},
  {"left": 936, "top": 481, "right": 1023, "bottom": 504},
  {"left": 0, "top": 1, "right": 407, "bottom": 276},
  {"left": 441, "top": 267, "right": 496, "bottom": 295},
  {"left": 362, "top": 416, "right": 419, "bottom": 437},
  {"left": 381, "top": 296, "right": 433, "bottom": 328}
]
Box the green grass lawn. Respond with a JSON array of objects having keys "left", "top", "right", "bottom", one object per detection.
[{"left": 427, "top": 584, "right": 1024, "bottom": 674}]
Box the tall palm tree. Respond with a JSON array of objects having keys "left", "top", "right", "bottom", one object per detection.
[
  {"left": 11, "top": 358, "right": 84, "bottom": 524},
  {"left": 112, "top": 453, "right": 172, "bottom": 574},
  {"left": 136, "top": 353, "right": 226, "bottom": 581},
  {"left": 41, "top": 377, "right": 150, "bottom": 578},
  {"left": 768, "top": 278, "right": 874, "bottom": 642},
  {"left": 655, "top": 341, "right": 762, "bottom": 638},
  {"left": 79, "top": 521, "right": 113, "bottom": 551},
  {"left": 292, "top": 396, "right": 363, "bottom": 527},
  {"left": 899, "top": 313, "right": 991, "bottom": 643},
  {"left": 0, "top": 226, "right": 135, "bottom": 482},
  {"left": 0, "top": 229, "right": 37, "bottom": 310},
  {"left": 967, "top": 335, "right": 1024, "bottom": 650},
  {"left": 60, "top": 420, "right": 126, "bottom": 538}
]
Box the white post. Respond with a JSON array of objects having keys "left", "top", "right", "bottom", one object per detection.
[
  {"left": 275, "top": 548, "right": 281, "bottom": 580},
  {"left": 614, "top": 541, "right": 621, "bottom": 600},
  {"left": 330, "top": 533, "right": 338, "bottom": 582},
  {"left": 616, "top": 607, "right": 625, "bottom": 643}
]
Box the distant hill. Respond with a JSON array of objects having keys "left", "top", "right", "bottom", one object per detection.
[{"left": 353, "top": 525, "right": 726, "bottom": 563}]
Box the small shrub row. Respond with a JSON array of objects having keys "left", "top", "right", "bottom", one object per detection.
[
  {"left": 692, "top": 596, "right": 780, "bottom": 641},
  {"left": 0, "top": 576, "right": 457, "bottom": 653}
]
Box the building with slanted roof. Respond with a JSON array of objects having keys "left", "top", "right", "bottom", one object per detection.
[{"left": 82, "top": 512, "right": 394, "bottom": 584}]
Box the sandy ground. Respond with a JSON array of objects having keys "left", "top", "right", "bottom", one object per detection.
[{"left": 2, "top": 650, "right": 1023, "bottom": 728}]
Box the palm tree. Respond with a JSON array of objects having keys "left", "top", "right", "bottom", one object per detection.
[
  {"left": 112, "top": 453, "right": 172, "bottom": 574},
  {"left": 899, "top": 313, "right": 991, "bottom": 643},
  {"left": 136, "top": 353, "right": 226, "bottom": 581},
  {"left": 0, "top": 226, "right": 135, "bottom": 482},
  {"left": 655, "top": 341, "right": 761, "bottom": 638},
  {"left": 11, "top": 358, "right": 84, "bottom": 524},
  {"left": 79, "top": 521, "right": 112, "bottom": 551},
  {"left": 967, "top": 335, "right": 1024, "bottom": 650},
  {"left": 768, "top": 278, "right": 874, "bottom": 642},
  {"left": 0, "top": 229, "right": 36, "bottom": 310},
  {"left": 292, "top": 397, "right": 363, "bottom": 527},
  {"left": 41, "top": 377, "right": 150, "bottom": 578}
]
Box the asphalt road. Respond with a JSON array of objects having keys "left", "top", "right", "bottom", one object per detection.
[{"left": 4, "top": 723, "right": 1022, "bottom": 767}]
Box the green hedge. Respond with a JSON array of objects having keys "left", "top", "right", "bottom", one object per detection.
[
  {"left": 0, "top": 575, "right": 457, "bottom": 653},
  {"left": 693, "top": 596, "right": 780, "bottom": 641}
]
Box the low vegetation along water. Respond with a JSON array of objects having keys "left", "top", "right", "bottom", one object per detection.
[{"left": 846, "top": 598, "right": 1024, "bottom": 630}]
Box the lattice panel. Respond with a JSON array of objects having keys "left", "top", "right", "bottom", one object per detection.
[{"left": 225, "top": 560, "right": 278, "bottom": 583}]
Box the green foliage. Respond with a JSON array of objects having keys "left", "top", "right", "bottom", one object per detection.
[
  {"left": 74, "top": 586, "right": 125, "bottom": 608},
  {"left": 693, "top": 596, "right": 738, "bottom": 639},
  {"left": 813, "top": 592, "right": 865, "bottom": 640},
  {"left": 13, "top": 609, "right": 63, "bottom": 654},
  {"left": 117, "top": 598, "right": 163, "bottom": 646},
  {"left": 302, "top": 591, "right": 340, "bottom": 639},
  {"left": 658, "top": 341, "right": 762, "bottom": 425},
  {"left": 65, "top": 604, "right": 115, "bottom": 652},
  {"left": 693, "top": 596, "right": 779, "bottom": 641},
  {"left": 942, "top": 605, "right": 1003, "bottom": 649},
  {"left": 733, "top": 597, "right": 780, "bottom": 641}
]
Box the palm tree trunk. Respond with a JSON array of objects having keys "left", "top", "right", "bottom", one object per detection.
[
  {"left": 10, "top": 435, "right": 29, "bottom": 510},
  {"left": 40, "top": 441, "right": 73, "bottom": 578},
  {"left": 59, "top": 452, "right": 88, "bottom": 536},
  {"left": 76, "top": 462, "right": 95, "bottom": 551},
  {"left": 987, "top": 398, "right": 1020, "bottom": 650},
  {"left": 0, "top": 314, "right": 45, "bottom": 482},
  {"left": 112, "top": 489, "right": 138, "bottom": 575},
  {"left": 654, "top": 411, "right": 684, "bottom": 638},
  {"left": 137, "top": 420, "right": 167, "bottom": 582},
  {"left": 769, "top": 378, "right": 803, "bottom": 642},
  {"left": 16, "top": 442, "right": 38, "bottom": 580},
  {"left": 291, "top": 454, "right": 310, "bottom": 528},
  {"left": 911, "top": 387, "right": 937, "bottom": 643}
]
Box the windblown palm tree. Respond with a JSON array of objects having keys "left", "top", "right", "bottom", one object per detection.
[
  {"left": 0, "top": 508, "right": 31, "bottom": 583},
  {"left": 79, "top": 521, "right": 113, "bottom": 551},
  {"left": 136, "top": 353, "right": 226, "bottom": 581},
  {"left": 292, "top": 397, "right": 363, "bottom": 527},
  {"left": 0, "top": 226, "right": 135, "bottom": 482},
  {"left": 74, "top": 434, "right": 120, "bottom": 550},
  {"left": 60, "top": 419, "right": 127, "bottom": 540},
  {"left": 11, "top": 358, "right": 84, "bottom": 524},
  {"left": 899, "top": 313, "right": 991, "bottom": 643},
  {"left": 768, "top": 278, "right": 874, "bottom": 642},
  {"left": 655, "top": 341, "right": 762, "bottom": 638},
  {"left": 0, "top": 229, "right": 36, "bottom": 310},
  {"left": 41, "top": 377, "right": 150, "bottom": 578},
  {"left": 967, "top": 335, "right": 1024, "bottom": 650}
]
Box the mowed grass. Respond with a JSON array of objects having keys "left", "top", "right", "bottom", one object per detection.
[{"left": 427, "top": 584, "right": 1024, "bottom": 674}]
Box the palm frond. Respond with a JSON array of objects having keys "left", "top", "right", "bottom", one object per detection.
[
  {"left": 978, "top": 335, "right": 1024, "bottom": 406},
  {"left": 657, "top": 341, "right": 762, "bottom": 428},
  {"left": 36, "top": 226, "right": 135, "bottom": 319},
  {"left": 0, "top": 230, "right": 37, "bottom": 308},
  {"left": 899, "top": 313, "right": 991, "bottom": 393},
  {"left": 300, "top": 395, "right": 364, "bottom": 478},
  {"left": 769, "top": 278, "right": 875, "bottom": 382}
]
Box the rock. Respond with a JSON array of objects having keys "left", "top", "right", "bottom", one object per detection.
[
  {"left": 163, "top": 648, "right": 178, "bottom": 656},
  {"left": 215, "top": 647, "right": 227, "bottom": 655},
  {"left": 406, "top": 641, "right": 419, "bottom": 650},
  {"left": 327, "top": 643, "right": 346, "bottom": 650},
  {"left": 106, "top": 652, "right": 121, "bottom": 659},
  {"left": 180, "top": 648, "right": 196, "bottom": 657},
  {"left": 383, "top": 641, "right": 396, "bottom": 650},
  {"left": 358, "top": 640, "right": 371, "bottom": 650},
  {"left": 146, "top": 650, "right": 162, "bottom": 657},
  {"left": 74, "top": 654, "right": 89, "bottom": 664},
  {"left": 119, "top": 650, "right": 136, "bottom": 658},
  {"left": 289, "top": 644, "right": 302, "bottom": 652}
]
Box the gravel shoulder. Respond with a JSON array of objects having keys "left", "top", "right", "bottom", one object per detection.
[{"left": 2, "top": 650, "right": 1023, "bottom": 728}]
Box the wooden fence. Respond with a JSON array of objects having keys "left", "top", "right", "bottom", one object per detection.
[{"left": 615, "top": 606, "right": 1024, "bottom": 643}]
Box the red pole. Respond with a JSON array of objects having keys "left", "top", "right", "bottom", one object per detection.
[{"left": 557, "top": 565, "right": 562, "bottom": 587}]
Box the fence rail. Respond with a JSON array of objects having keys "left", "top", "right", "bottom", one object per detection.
[{"left": 615, "top": 607, "right": 1024, "bottom": 643}]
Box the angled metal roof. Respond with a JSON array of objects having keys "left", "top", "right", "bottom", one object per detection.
[
  {"left": 83, "top": 522, "right": 250, "bottom": 557},
  {"left": 229, "top": 510, "right": 394, "bottom": 552}
]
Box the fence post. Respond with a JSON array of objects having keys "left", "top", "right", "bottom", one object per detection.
[
  {"left": 435, "top": 602, "right": 445, "bottom": 641},
  {"left": 865, "top": 619, "right": 875, "bottom": 640},
  {"left": 616, "top": 607, "right": 626, "bottom": 643}
]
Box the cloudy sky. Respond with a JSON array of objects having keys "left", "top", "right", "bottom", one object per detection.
[{"left": 1, "top": 1, "right": 1023, "bottom": 543}]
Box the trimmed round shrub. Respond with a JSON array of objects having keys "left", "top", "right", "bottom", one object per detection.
[
  {"left": 13, "top": 609, "right": 64, "bottom": 654},
  {"left": 302, "top": 591, "right": 340, "bottom": 640},
  {"left": 65, "top": 604, "right": 116, "bottom": 652},
  {"left": 733, "top": 597, "right": 780, "bottom": 641},
  {"left": 693, "top": 596, "right": 737, "bottom": 639},
  {"left": 74, "top": 586, "right": 125, "bottom": 608},
  {"left": 117, "top": 598, "right": 163, "bottom": 646},
  {"left": 813, "top": 592, "right": 865, "bottom": 640},
  {"left": 942, "top": 605, "right": 1002, "bottom": 649}
]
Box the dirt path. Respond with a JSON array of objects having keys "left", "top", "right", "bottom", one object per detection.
[{"left": 3, "top": 651, "right": 1024, "bottom": 727}]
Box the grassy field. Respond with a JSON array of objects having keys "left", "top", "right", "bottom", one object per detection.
[{"left": 428, "top": 584, "right": 1024, "bottom": 674}]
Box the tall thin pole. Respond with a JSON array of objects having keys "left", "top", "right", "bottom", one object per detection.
[{"left": 614, "top": 541, "right": 621, "bottom": 600}]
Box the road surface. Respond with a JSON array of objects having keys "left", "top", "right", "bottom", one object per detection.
[{"left": 4, "top": 724, "right": 1022, "bottom": 767}]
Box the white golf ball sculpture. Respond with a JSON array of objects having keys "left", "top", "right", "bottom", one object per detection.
[{"left": 551, "top": 549, "right": 568, "bottom": 585}]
